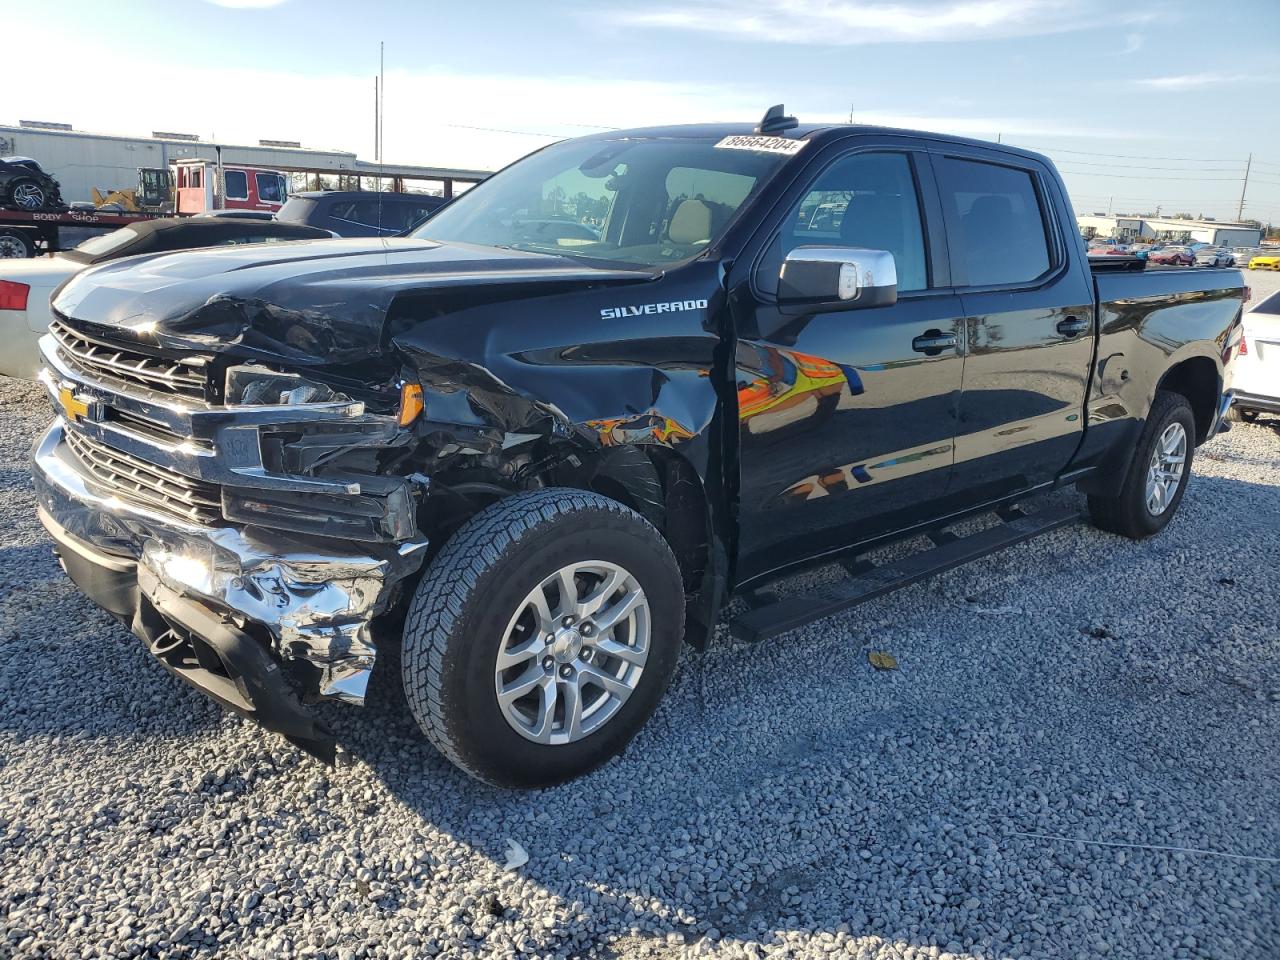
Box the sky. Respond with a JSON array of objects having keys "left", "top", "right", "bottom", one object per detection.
[{"left": 5, "top": 0, "right": 1280, "bottom": 222}]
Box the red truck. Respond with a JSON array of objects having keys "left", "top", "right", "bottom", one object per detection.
[
  {"left": 172, "top": 160, "right": 289, "bottom": 215},
  {"left": 0, "top": 157, "right": 290, "bottom": 258}
]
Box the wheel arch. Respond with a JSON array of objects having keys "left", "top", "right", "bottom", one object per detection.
[{"left": 1155, "top": 354, "right": 1221, "bottom": 444}]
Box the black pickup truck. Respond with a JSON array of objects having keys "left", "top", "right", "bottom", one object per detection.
[{"left": 32, "top": 108, "right": 1245, "bottom": 786}]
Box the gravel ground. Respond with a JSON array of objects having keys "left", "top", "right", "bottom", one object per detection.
[
  {"left": 1, "top": 371, "right": 1278, "bottom": 960},
  {"left": 1242, "top": 264, "right": 1280, "bottom": 305}
]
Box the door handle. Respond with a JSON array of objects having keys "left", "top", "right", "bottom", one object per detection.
[
  {"left": 912, "top": 330, "right": 957, "bottom": 355},
  {"left": 1056, "top": 316, "right": 1090, "bottom": 338}
]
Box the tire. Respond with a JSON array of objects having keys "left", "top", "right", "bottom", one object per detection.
[
  {"left": 0, "top": 230, "right": 34, "bottom": 259},
  {"left": 1088, "top": 390, "right": 1196, "bottom": 539},
  {"left": 8, "top": 178, "right": 48, "bottom": 211},
  {"left": 401, "top": 487, "right": 685, "bottom": 787}
]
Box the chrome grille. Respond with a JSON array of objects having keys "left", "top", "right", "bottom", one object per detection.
[
  {"left": 50, "top": 317, "right": 211, "bottom": 400},
  {"left": 65, "top": 429, "right": 222, "bottom": 525}
]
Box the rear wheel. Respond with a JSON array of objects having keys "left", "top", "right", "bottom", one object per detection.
[
  {"left": 401, "top": 488, "right": 685, "bottom": 787},
  {"left": 1088, "top": 390, "right": 1196, "bottom": 539},
  {"left": 8, "top": 178, "right": 48, "bottom": 211}
]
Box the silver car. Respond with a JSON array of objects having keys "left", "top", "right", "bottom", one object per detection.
[{"left": 1194, "top": 247, "right": 1234, "bottom": 267}]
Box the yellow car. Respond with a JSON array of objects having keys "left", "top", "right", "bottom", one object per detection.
[{"left": 1249, "top": 254, "right": 1280, "bottom": 270}]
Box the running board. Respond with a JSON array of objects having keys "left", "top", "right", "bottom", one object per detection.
[{"left": 730, "top": 502, "right": 1083, "bottom": 644}]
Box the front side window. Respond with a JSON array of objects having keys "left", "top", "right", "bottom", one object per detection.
[
  {"left": 223, "top": 170, "right": 249, "bottom": 201},
  {"left": 412, "top": 136, "right": 792, "bottom": 268},
  {"left": 765, "top": 151, "right": 929, "bottom": 293},
  {"left": 936, "top": 157, "right": 1051, "bottom": 287}
]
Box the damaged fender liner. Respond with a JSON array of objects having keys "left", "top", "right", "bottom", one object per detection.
[{"left": 42, "top": 505, "right": 337, "bottom": 761}]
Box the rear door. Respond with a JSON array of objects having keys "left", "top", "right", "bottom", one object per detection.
[
  {"left": 931, "top": 148, "right": 1095, "bottom": 501},
  {"left": 731, "top": 141, "right": 966, "bottom": 585}
]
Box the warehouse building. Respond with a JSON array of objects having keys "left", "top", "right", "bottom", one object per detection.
[
  {"left": 1078, "top": 213, "right": 1263, "bottom": 247},
  {"left": 0, "top": 120, "right": 489, "bottom": 205}
]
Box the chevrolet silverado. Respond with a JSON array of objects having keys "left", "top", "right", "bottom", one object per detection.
[{"left": 32, "top": 108, "right": 1245, "bottom": 786}]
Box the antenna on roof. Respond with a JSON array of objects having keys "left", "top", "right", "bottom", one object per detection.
[{"left": 755, "top": 104, "right": 799, "bottom": 136}]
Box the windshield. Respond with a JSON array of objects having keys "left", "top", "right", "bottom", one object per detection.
[
  {"left": 68, "top": 227, "right": 141, "bottom": 261},
  {"left": 411, "top": 136, "right": 793, "bottom": 268}
]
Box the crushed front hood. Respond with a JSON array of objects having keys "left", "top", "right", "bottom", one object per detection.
[{"left": 51, "top": 237, "right": 655, "bottom": 365}]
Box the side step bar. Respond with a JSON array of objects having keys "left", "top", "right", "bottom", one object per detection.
[{"left": 730, "top": 502, "right": 1083, "bottom": 644}]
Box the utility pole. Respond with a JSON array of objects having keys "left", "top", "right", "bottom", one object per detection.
[
  {"left": 379, "top": 41, "right": 385, "bottom": 164},
  {"left": 1107, "top": 196, "right": 1113, "bottom": 215},
  {"left": 1237, "top": 153, "right": 1251, "bottom": 222}
]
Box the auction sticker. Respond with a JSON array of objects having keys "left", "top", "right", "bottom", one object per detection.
[{"left": 714, "top": 135, "right": 807, "bottom": 155}]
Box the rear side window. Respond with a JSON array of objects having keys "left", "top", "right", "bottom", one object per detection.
[
  {"left": 936, "top": 158, "right": 1051, "bottom": 287},
  {"left": 223, "top": 170, "right": 249, "bottom": 201}
]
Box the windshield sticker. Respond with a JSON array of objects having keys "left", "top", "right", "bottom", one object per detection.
[{"left": 714, "top": 135, "right": 807, "bottom": 156}]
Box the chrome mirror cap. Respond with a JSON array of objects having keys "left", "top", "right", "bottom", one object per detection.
[{"left": 779, "top": 246, "right": 898, "bottom": 309}]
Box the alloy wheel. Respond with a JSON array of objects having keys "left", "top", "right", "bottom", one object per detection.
[
  {"left": 11, "top": 182, "right": 46, "bottom": 210},
  {"left": 1145, "top": 421, "right": 1187, "bottom": 516},
  {"left": 494, "top": 560, "right": 650, "bottom": 745}
]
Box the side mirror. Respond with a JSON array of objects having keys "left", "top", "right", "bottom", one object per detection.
[{"left": 778, "top": 246, "right": 897, "bottom": 310}]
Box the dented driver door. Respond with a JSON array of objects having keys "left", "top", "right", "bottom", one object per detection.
[{"left": 729, "top": 143, "right": 966, "bottom": 586}]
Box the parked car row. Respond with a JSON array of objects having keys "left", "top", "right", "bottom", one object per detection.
[{"left": 1086, "top": 237, "right": 1280, "bottom": 270}]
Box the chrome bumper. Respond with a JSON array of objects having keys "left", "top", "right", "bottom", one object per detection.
[
  {"left": 31, "top": 327, "right": 429, "bottom": 712},
  {"left": 33, "top": 421, "right": 428, "bottom": 705}
]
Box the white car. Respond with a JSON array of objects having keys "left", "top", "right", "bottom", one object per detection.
[
  {"left": 1231, "top": 290, "right": 1280, "bottom": 422},
  {"left": 0, "top": 218, "right": 333, "bottom": 379},
  {"left": 1194, "top": 247, "right": 1234, "bottom": 267},
  {"left": 0, "top": 253, "right": 83, "bottom": 380}
]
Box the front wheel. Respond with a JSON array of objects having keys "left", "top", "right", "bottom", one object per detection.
[
  {"left": 401, "top": 488, "right": 685, "bottom": 787},
  {"left": 1088, "top": 390, "right": 1196, "bottom": 539}
]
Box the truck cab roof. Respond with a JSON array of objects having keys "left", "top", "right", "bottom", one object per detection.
[{"left": 573, "top": 121, "right": 1053, "bottom": 167}]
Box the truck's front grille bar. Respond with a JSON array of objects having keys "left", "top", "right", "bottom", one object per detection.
[
  {"left": 65, "top": 429, "right": 223, "bottom": 525},
  {"left": 50, "top": 318, "right": 210, "bottom": 401}
]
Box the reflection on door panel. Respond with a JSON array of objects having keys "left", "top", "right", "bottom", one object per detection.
[
  {"left": 935, "top": 154, "right": 1094, "bottom": 499},
  {"left": 735, "top": 150, "right": 963, "bottom": 583}
]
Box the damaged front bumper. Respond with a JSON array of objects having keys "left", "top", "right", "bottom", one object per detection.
[
  {"left": 34, "top": 421, "right": 428, "bottom": 757},
  {"left": 31, "top": 323, "right": 429, "bottom": 758}
]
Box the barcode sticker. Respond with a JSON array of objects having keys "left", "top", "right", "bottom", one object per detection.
[{"left": 714, "top": 135, "right": 808, "bottom": 155}]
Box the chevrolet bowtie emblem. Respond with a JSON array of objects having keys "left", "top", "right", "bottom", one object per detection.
[{"left": 57, "top": 386, "right": 91, "bottom": 422}]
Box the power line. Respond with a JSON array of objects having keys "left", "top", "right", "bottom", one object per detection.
[
  {"left": 1049, "top": 158, "right": 1244, "bottom": 172},
  {"left": 443, "top": 122, "right": 620, "bottom": 138},
  {"left": 1017, "top": 144, "right": 1246, "bottom": 163},
  {"left": 1057, "top": 168, "right": 1244, "bottom": 182}
]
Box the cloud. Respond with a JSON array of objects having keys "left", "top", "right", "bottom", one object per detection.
[
  {"left": 1136, "top": 73, "right": 1244, "bottom": 90},
  {"left": 605, "top": 0, "right": 1093, "bottom": 45},
  {"left": 1119, "top": 33, "right": 1143, "bottom": 55},
  {"left": 202, "top": 0, "right": 288, "bottom": 8},
  {"left": 0, "top": 42, "right": 761, "bottom": 170},
  {"left": 1, "top": 34, "right": 1148, "bottom": 176}
]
